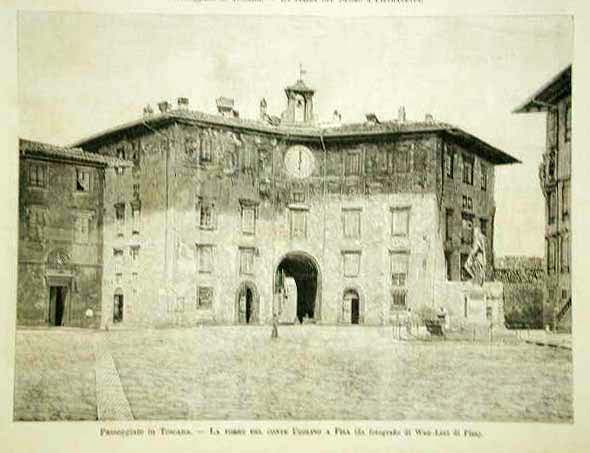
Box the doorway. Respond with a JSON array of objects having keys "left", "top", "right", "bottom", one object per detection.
[
  {"left": 236, "top": 282, "right": 259, "bottom": 325},
  {"left": 343, "top": 289, "right": 361, "bottom": 325},
  {"left": 275, "top": 252, "right": 320, "bottom": 323},
  {"left": 113, "top": 294, "right": 124, "bottom": 323},
  {"left": 48, "top": 286, "right": 67, "bottom": 326}
]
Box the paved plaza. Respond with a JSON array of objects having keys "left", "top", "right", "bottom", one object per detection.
[{"left": 13, "top": 326, "right": 573, "bottom": 422}]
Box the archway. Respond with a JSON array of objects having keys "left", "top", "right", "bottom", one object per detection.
[
  {"left": 275, "top": 252, "right": 321, "bottom": 323},
  {"left": 236, "top": 281, "right": 259, "bottom": 324}
]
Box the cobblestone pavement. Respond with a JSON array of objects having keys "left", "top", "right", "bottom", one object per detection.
[
  {"left": 108, "top": 326, "right": 573, "bottom": 422},
  {"left": 14, "top": 326, "right": 573, "bottom": 422},
  {"left": 13, "top": 328, "right": 97, "bottom": 420}
]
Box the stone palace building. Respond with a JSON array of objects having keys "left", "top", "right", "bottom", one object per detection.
[
  {"left": 514, "top": 65, "right": 572, "bottom": 331},
  {"left": 17, "top": 76, "right": 519, "bottom": 329}
]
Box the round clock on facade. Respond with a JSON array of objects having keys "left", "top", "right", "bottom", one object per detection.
[{"left": 284, "top": 145, "right": 315, "bottom": 178}]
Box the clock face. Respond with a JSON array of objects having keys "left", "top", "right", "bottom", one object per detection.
[{"left": 284, "top": 145, "right": 315, "bottom": 178}]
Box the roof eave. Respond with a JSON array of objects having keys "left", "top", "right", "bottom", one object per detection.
[{"left": 513, "top": 64, "right": 572, "bottom": 114}]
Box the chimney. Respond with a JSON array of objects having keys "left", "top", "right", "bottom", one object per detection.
[
  {"left": 177, "top": 97, "right": 189, "bottom": 110},
  {"left": 259, "top": 98, "right": 268, "bottom": 120},
  {"left": 158, "top": 101, "right": 171, "bottom": 114},
  {"left": 425, "top": 113, "right": 434, "bottom": 124},
  {"left": 333, "top": 109, "right": 342, "bottom": 124},
  {"left": 398, "top": 106, "right": 406, "bottom": 123},
  {"left": 216, "top": 97, "right": 235, "bottom": 117},
  {"left": 143, "top": 104, "right": 154, "bottom": 117}
]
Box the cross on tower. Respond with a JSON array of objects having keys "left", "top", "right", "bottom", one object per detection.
[{"left": 299, "top": 63, "right": 307, "bottom": 82}]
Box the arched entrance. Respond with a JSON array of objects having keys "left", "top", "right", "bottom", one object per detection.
[
  {"left": 275, "top": 252, "right": 321, "bottom": 323},
  {"left": 342, "top": 289, "right": 362, "bottom": 325},
  {"left": 236, "top": 282, "right": 259, "bottom": 324}
]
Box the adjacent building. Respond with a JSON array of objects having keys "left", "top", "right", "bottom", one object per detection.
[
  {"left": 514, "top": 65, "right": 572, "bottom": 331},
  {"left": 17, "top": 139, "right": 130, "bottom": 328},
  {"left": 18, "top": 77, "right": 519, "bottom": 329}
]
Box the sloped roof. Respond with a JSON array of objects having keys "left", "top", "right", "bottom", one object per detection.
[
  {"left": 72, "top": 109, "right": 520, "bottom": 165},
  {"left": 513, "top": 65, "right": 572, "bottom": 113},
  {"left": 20, "top": 138, "right": 132, "bottom": 167}
]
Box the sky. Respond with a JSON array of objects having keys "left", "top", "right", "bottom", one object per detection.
[{"left": 17, "top": 12, "right": 573, "bottom": 258}]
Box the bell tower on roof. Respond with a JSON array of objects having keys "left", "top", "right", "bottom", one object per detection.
[{"left": 281, "top": 64, "right": 315, "bottom": 126}]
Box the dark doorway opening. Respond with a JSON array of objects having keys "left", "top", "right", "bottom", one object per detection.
[
  {"left": 343, "top": 289, "right": 361, "bottom": 324},
  {"left": 351, "top": 297, "right": 360, "bottom": 324},
  {"left": 237, "top": 283, "right": 258, "bottom": 324},
  {"left": 49, "top": 286, "right": 66, "bottom": 326},
  {"left": 245, "top": 288, "right": 253, "bottom": 323},
  {"left": 113, "top": 294, "right": 124, "bottom": 323},
  {"left": 276, "top": 253, "right": 319, "bottom": 323}
]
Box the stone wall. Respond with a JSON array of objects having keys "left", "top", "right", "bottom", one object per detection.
[
  {"left": 17, "top": 156, "right": 105, "bottom": 328},
  {"left": 494, "top": 256, "right": 545, "bottom": 328},
  {"left": 82, "top": 119, "right": 502, "bottom": 327}
]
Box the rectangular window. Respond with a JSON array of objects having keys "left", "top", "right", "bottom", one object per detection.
[
  {"left": 133, "top": 184, "right": 140, "bottom": 198},
  {"left": 460, "top": 253, "right": 470, "bottom": 281},
  {"left": 76, "top": 168, "right": 91, "bottom": 192},
  {"left": 481, "top": 163, "right": 488, "bottom": 191},
  {"left": 196, "top": 286, "right": 213, "bottom": 309},
  {"left": 445, "top": 252, "right": 452, "bottom": 281},
  {"left": 292, "top": 191, "right": 305, "bottom": 203},
  {"left": 391, "top": 252, "right": 409, "bottom": 310},
  {"left": 239, "top": 247, "right": 255, "bottom": 275},
  {"left": 116, "top": 148, "right": 126, "bottom": 160},
  {"left": 131, "top": 143, "right": 141, "bottom": 166},
  {"left": 343, "top": 251, "right": 361, "bottom": 277},
  {"left": 391, "top": 290, "right": 407, "bottom": 310},
  {"left": 461, "top": 213, "right": 474, "bottom": 245},
  {"left": 199, "top": 135, "right": 212, "bottom": 164},
  {"left": 28, "top": 163, "right": 47, "bottom": 188},
  {"left": 345, "top": 153, "right": 361, "bottom": 176},
  {"left": 548, "top": 109, "right": 559, "bottom": 148},
  {"left": 480, "top": 218, "right": 488, "bottom": 238},
  {"left": 130, "top": 246, "right": 140, "bottom": 263},
  {"left": 444, "top": 145, "right": 454, "bottom": 178},
  {"left": 445, "top": 209, "right": 454, "bottom": 242},
  {"left": 561, "top": 235, "right": 570, "bottom": 273},
  {"left": 113, "top": 248, "right": 124, "bottom": 274},
  {"left": 547, "top": 239, "right": 557, "bottom": 274},
  {"left": 74, "top": 215, "right": 90, "bottom": 243},
  {"left": 131, "top": 205, "right": 141, "bottom": 234},
  {"left": 132, "top": 272, "right": 138, "bottom": 293},
  {"left": 390, "top": 252, "right": 409, "bottom": 287},
  {"left": 197, "top": 198, "right": 215, "bottom": 230},
  {"left": 394, "top": 149, "right": 410, "bottom": 173},
  {"left": 241, "top": 205, "right": 256, "bottom": 235},
  {"left": 565, "top": 101, "right": 571, "bottom": 142},
  {"left": 562, "top": 182, "right": 570, "bottom": 219},
  {"left": 462, "top": 195, "right": 473, "bottom": 211},
  {"left": 115, "top": 203, "right": 125, "bottom": 235},
  {"left": 462, "top": 155, "right": 474, "bottom": 185},
  {"left": 290, "top": 208, "right": 307, "bottom": 238},
  {"left": 548, "top": 190, "right": 557, "bottom": 225},
  {"left": 197, "top": 244, "right": 214, "bottom": 273},
  {"left": 342, "top": 209, "right": 361, "bottom": 239},
  {"left": 391, "top": 207, "right": 410, "bottom": 237}
]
